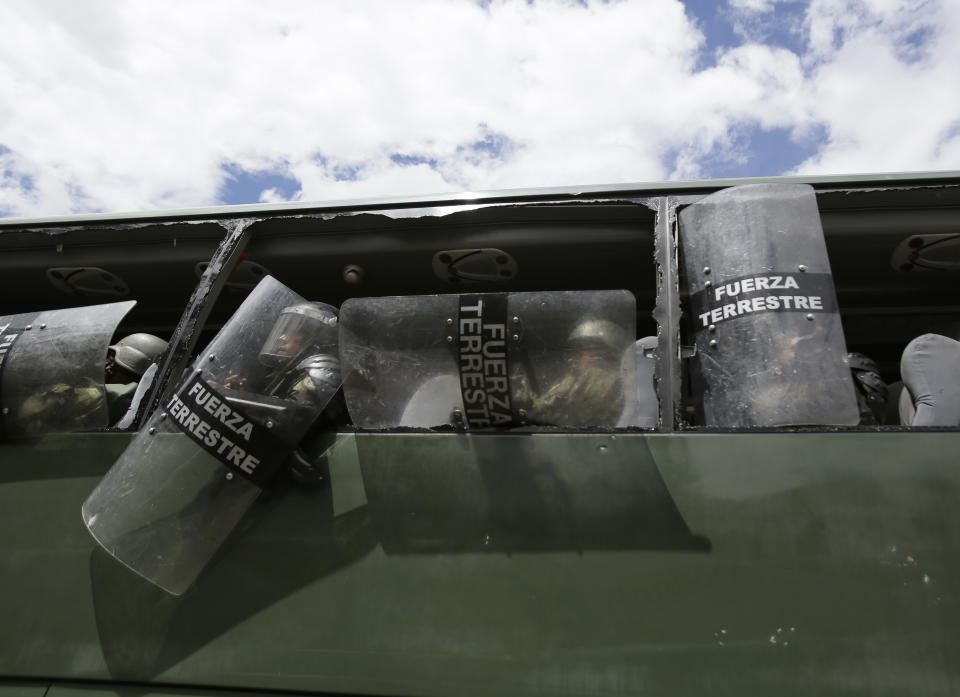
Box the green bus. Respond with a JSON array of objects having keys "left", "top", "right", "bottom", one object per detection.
[{"left": 1, "top": 171, "right": 958, "bottom": 697}]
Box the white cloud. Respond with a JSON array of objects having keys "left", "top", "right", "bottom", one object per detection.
[
  {"left": 0, "top": 0, "right": 958, "bottom": 217},
  {"left": 727, "top": 0, "right": 777, "bottom": 13},
  {"left": 792, "top": 0, "right": 960, "bottom": 174}
]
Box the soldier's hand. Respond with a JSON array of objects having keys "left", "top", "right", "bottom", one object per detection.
[{"left": 223, "top": 374, "right": 247, "bottom": 390}]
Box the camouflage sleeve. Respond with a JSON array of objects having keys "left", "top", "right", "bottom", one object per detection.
[{"left": 17, "top": 381, "right": 109, "bottom": 434}]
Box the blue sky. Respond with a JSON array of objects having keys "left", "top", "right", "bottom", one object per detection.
[
  {"left": 1, "top": 0, "right": 958, "bottom": 217},
  {"left": 679, "top": 0, "right": 819, "bottom": 178}
]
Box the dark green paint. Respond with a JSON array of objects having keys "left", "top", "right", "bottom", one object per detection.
[
  {"left": 48, "top": 684, "right": 298, "bottom": 697},
  {"left": 1, "top": 431, "right": 958, "bottom": 696},
  {"left": 0, "top": 683, "right": 48, "bottom": 697}
]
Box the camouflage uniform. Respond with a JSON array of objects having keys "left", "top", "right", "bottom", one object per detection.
[
  {"left": 16, "top": 380, "right": 136, "bottom": 433},
  {"left": 511, "top": 319, "right": 628, "bottom": 428},
  {"left": 511, "top": 363, "right": 624, "bottom": 427}
]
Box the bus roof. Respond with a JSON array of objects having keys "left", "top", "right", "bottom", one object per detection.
[{"left": 3, "top": 169, "right": 960, "bottom": 229}]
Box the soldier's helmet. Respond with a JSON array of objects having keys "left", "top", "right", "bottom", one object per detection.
[
  {"left": 259, "top": 303, "right": 338, "bottom": 370},
  {"left": 528, "top": 318, "right": 630, "bottom": 426},
  {"left": 108, "top": 333, "right": 169, "bottom": 379},
  {"left": 281, "top": 354, "right": 341, "bottom": 405},
  {"left": 566, "top": 319, "right": 629, "bottom": 358}
]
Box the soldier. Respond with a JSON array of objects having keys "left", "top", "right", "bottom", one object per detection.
[
  {"left": 214, "top": 303, "right": 340, "bottom": 406},
  {"left": 514, "top": 318, "right": 628, "bottom": 427},
  {"left": 105, "top": 333, "right": 169, "bottom": 422},
  {"left": 261, "top": 305, "right": 348, "bottom": 484},
  {"left": 211, "top": 302, "right": 345, "bottom": 484},
  {"left": 256, "top": 303, "right": 342, "bottom": 408},
  {"left": 18, "top": 332, "right": 168, "bottom": 431}
]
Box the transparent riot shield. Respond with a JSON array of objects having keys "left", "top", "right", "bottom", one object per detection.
[
  {"left": 679, "top": 183, "right": 859, "bottom": 427},
  {"left": 0, "top": 301, "right": 136, "bottom": 438},
  {"left": 340, "top": 290, "right": 639, "bottom": 429},
  {"left": 82, "top": 276, "right": 341, "bottom": 595}
]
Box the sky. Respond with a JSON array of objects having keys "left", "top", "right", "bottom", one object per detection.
[{"left": 0, "top": 0, "right": 958, "bottom": 218}]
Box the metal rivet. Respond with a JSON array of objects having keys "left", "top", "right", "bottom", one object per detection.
[
  {"left": 160, "top": 412, "right": 167, "bottom": 420},
  {"left": 512, "top": 334, "right": 520, "bottom": 342},
  {"left": 446, "top": 318, "right": 453, "bottom": 326},
  {"left": 798, "top": 264, "right": 807, "bottom": 272},
  {"left": 446, "top": 335, "right": 454, "bottom": 343},
  {"left": 208, "top": 354, "right": 215, "bottom": 361},
  {"left": 225, "top": 472, "right": 235, "bottom": 481},
  {"left": 708, "top": 324, "right": 716, "bottom": 332},
  {"left": 512, "top": 316, "right": 520, "bottom": 324},
  {"left": 39, "top": 323, "right": 47, "bottom": 330},
  {"left": 806, "top": 313, "right": 814, "bottom": 321},
  {"left": 704, "top": 281, "right": 712, "bottom": 288},
  {"left": 148, "top": 427, "right": 157, "bottom": 434},
  {"left": 709, "top": 339, "right": 718, "bottom": 348},
  {"left": 703, "top": 266, "right": 711, "bottom": 274},
  {"left": 265, "top": 419, "right": 274, "bottom": 429},
  {"left": 24, "top": 325, "right": 32, "bottom": 330},
  {"left": 518, "top": 408, "right": 527, "bottom": 421}
]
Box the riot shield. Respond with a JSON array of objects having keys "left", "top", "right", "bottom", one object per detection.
[
  {"left": 0, "top": 301, "right": 136, "bottom": 438},
  {"left": 340, "top": 290, "right": 639, "bottom": 429},
  {"left": 82, "top": 276, "right": 341, "bottom": 595},
  {"left": 679, "top": 183, "right": 859, "bottom": 427}
]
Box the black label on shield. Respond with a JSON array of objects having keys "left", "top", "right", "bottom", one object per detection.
[
  {"left": 0, "top": 313, "right": 40, "bottom": 438},
  {"left": 166, "top": 375, "right": 288, "bottom": 488},
  {"left": 688, "top": 272, "right": 837, "bottom": 330},
  {"left": 457, "top": 294, "right": 516, "bottom": 428}
]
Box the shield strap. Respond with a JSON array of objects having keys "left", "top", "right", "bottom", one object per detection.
[
  {"left": 0, "top": 312, "right": 41, "bottom": 439},
  {"left": 455, "top": 293, "right": 520, "bottom": 429},
  {"left": 165, "top": 374, "right": 289, "bottom": 488}
]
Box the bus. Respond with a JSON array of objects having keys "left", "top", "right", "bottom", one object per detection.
[{"left": 1, "top": 171, "right": 958, "bottom": 696}]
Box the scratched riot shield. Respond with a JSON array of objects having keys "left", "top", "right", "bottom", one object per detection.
[
  {"left": 82, "top": 276, "right": 340, "bottom": 595},
  {"left": 679, "top": 183, "right": 859, "bottom": 427},
  {"left": 340, "top": 290, "right": 640, "bottom": 429},
  {"left": 0, "top": 301, "right": 136, "bottom": 438}
]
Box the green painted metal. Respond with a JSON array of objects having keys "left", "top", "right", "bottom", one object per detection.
[
  {"left": 45, "top": 684, "right": 296, "bottom": 697},
  {"left": 0, "top": 683, "right": 48, "bottom": 697},
  {"left": 1, "top": 431, "right": 958, "bottom": 696}
]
